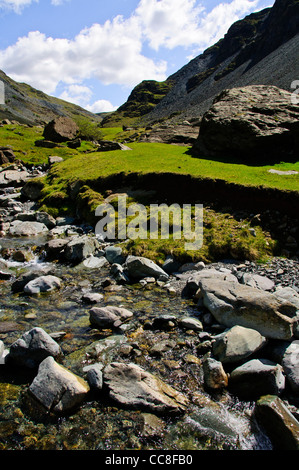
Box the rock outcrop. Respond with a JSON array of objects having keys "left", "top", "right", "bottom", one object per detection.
[{"left": 192, "top": 85, "right": 299, "bottom": 161}]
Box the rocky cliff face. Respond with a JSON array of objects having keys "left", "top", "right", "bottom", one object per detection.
[{"left": 139, "top": 0, "right": 299, "bottom": 124}]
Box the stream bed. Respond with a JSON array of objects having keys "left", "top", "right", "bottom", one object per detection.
[{"left": 0, "top": 233, "right": 275, "bottom": 451}]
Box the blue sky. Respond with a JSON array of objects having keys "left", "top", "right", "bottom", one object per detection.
[{"left": 0, "top": 0, "right": 274, "bottom": 113}]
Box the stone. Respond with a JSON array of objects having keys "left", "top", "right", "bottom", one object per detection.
[
  {"left": 229, "top": 359, "right": 285, "bottom": 399},
  {"left": 48, "top": 156, "right": 64, "bottom": 165},
  {"left": 162, "top": 256, "right": 181, "bottom": 274},
  {"left": 0, "top": 170, "right": 30, "bottom": 186},
  {"left": 83, "top": 255, "right": 108, "bottom": 269},
  {"left": 64, "top": 236, "right": 100, "bottom": 263},
  {"left": 11, "top": 268, "right": 52, "bottom": 293},
  {"left": 281, "top": 340, "right": 299, "bottom": 393},
  {"left": 45, "top": 238, "right": 70, "bottom": 260},
  {"left": 274, "top": 287, "right": 299, "bottom": 311},
  {"left": 23, "top": 275, "right": 62, "bottom": 294},
  {"left": 89, "top": 305, "right": 134, "bottom": 329},
  {"left": 103, "top": 362, "right": 188, "bottom": 414},
  {"left": 186, "top": 268, "right": 238, "bottom": 295},
  {"left": 35, "top": 211, "right": 56, "bottom": 229},
  {"left": 43, "top": 117, "right": 79, "bottom": 143},
  {"left": 196, "top": 277, "right": 297, "bottom": 340},
  {"left": 202, "top": 356, "right": 229, "bottom": 390},
  {"left": 8, "top": 327, "right": 62, "bottom": 368},
  {"left": 178, "top": 317, "right": 203, "bottom": 331},
  {"left": 83, "top": 363, "right": 103, "bottom": 390},
  {"left": 82, "top": 292, "right": 104, "bottom": 304},
  {"left": 254, "top": 395, "right": 299, "bottom": 450},
  {"left": 29, "top": 356, "right": 89, "bottom": 413},
  {"left": 105, "top": 246, "right": 125, "bottom": 264},
  {"left": 240, "top": 273, "right": 275, "bottom": 291},
  {"left": 124, "top": 255, "right": 169, "bottom": 281},
  {"left": 97, "top": 140, "right": 132, "bottom": 151},
  {"left": 192, "top": 85, "right": 299, "bottom": 161},
  {"left": 9, "top": 220, "right": 48, "bottom": 237},
  {"left": 212, "top": 325, "right": 267, "bottom": 364}
]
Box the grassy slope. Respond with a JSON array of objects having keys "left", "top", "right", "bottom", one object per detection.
[{"left": 2, "top": 124, "right": 298, "bottom": 263}]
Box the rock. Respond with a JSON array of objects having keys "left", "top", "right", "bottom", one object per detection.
[
  {"left": 67, "top": 138, "right": 81, "bottom": 149},
  {"left": 179, "top": 261, "right": 205, "bottom": 273},
  {"left": 64, "top": 236, "right": 100, "bottom": 263},
  {"left": 162, "top": 256, "right": 181, "bottom": 274},
  {"left": 23, "top": 275, "right": 62, "bottom": 294},
  {"left": 103, "top": 362, "right": 188, "bottom": 414},
  {"left": 110, "top": 263, "right": 129, "bottom": 283},
  {"left": 254, "top": 395, "right": 299, "bottom": 450},
  {"left": 141, "top": 413, "right": 166, "bottom": 439},
  {"left": 9, "top": 220, "right": 48, "bottom": 237},
  {"left": 178, "top": 317, "right": 203, "bottom": 331},
  {"left": 0, "top": 148, "right": 16, "bottom": 164},
  {"left": 202, "top": 356, "right": 229, "bottom": 390},
  {"left": 192, "top": 85, "right": 299, "bottom": 161},
  {"left": 45, "top": 238, "right": 70, "bottom": 260},
  {"left": 29, "top": 356, "right": 89, "bottom": 413},
  {"left": 97, "top": 140, "right": 132, "bottom": 151},
  {"left": 212, "top": 325, "right": 267, "bottom": 364},
  {"left": 152, "top": 315, "right": 177, "bottom": 330},
  {"left": 35, "top": 211, "right": 56, "bottom": 229},
  {"left": 43, "top": 117, "right": 79, "bottom": 143},
  {"left": 83, "top": 255, "right": 108, "bottom": 269},
  {"left": 35, "top": 140, "right": 62, "bottom": 148},
  {"left": 0, "top": 170, "right": 30, "bottom": 186},
  {"left": 186, "top": 268, "right": 238, "bottom": 295},
  {"left": 48, "top": 156, "right": 64, "bottom": 165},
  {"left": 240, "top": 273, "right": 275, "bottom": 291},
  {"left": 140, "top": 123, "right": 199, "bottom": 145},
  {"left": 8, "top": 327, "right": 62, "bottom": 368},
  {"left": 229, "top": 359, "right": 285, "bottom": 399},
  {"left": 196, "top": 277, "right": 298, "bottom": 340},
  {"left": 89, "top": 305, "right": 134, "bottom": 329},
  {"left": 274, "top": 287, "right": 299, "bottom": 311},
  {"left": 83, "top": 363, "right": 103, "bottom": 390},
  {"left": 11, "top": 268, "right": 52, "bottom": 293},
  {"left": 105, "top": 246, "right": 125, "bottom": 264},
  {"left": 82, "top": 292, "right": 104, "bottom": 304},
  {"left": 124, "top": 255, "right": 169, "bottom": 281},
  {"left": 280, "top": 340, "right": 299, "bottom": 393}
]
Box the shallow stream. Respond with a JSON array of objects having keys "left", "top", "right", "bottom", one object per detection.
[{"left": 0, "top": 234, "right": 273, "bottom": 451}]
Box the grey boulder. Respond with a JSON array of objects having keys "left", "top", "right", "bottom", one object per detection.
[
  {"left": 23, "top": 275, "right": 62, "bottom": 294},
  {"left": 89, "top": 305, "right": 134, "bottom": 329},
  {"left": 124, "top": 255, "right": 169, "bottom": 281}
]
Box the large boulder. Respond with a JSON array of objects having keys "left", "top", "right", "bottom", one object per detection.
[
  {"left": 64, "top": 236, "right": 100, "bottom": 263},
  {"left": 43, "top": 117, "right": 79, "bottom": 143},
  {"left": 103, "top": 362, "right": 188, "bottom": 414},
  {"left": 196, "top": 277, "right": 298, "bottom": 340},
  {"left": 9, "top": 220, "right": 48, "bottom": 237},
  {"left": 23, "top": 275, "right": 62, "bottom": 294},
  {"left": 192, "top": 85, "right": 299, "bottom": 161},
  {"left": 29, "top": 356, "right": 90, "bottom": 413},
  {"left": 89, "top": 305, "right": 134, "bottom": 329}
]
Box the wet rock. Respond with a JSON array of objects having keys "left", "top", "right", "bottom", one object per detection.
[
  {"left": 196, "top": 277, "right": 297, "bottom": 340},
  {"left": 229, "top": 359, "right": 285, "bottom": 399},
  {"left": 45, "top": 238, "right": 70, "bottom": 260},
  {"left": 178, "top": 317, "right": 203, "bottom": 332},
  {"left": 9, "top": 220, "right": 48, "bottom": 237},
  {"left": 105, "top": 246, "right": 125, "bottom": 264},
  {"left": 124, "top": 255, "right": 169, "bottom": 281},
  {"left": 103, "top": 362, "right": 188, "bottom": 414},
  {"left": 82, "top": 292, "right": 104, "bottom": 304},
  {"left": 254, "top": 395, "right": 299, "bottom": 450},
  {"left": 82, "top": 255, "right": 108, "bottom": 269},
  {"left": 141, "top": 413, "right": 166, "bottom": 439},
  {"left": 23, "top": 275, "right": 62, "bottom": 294},
  {"left": 64, "top": 236, "right": 100, "bottom": 263},
  {"left": 29, "top": 356, "right": 89, "bottom": 413},
  {"left": 83, "top": 363, "right": 103, "bottom": 390},
  {"left": 202, "top": 356, "right": 229, "bottom": 390},
  {"left": 7, "top": 327, "right": 62, "bottom": 368},
  {"left": 89, "top": 305, "right": 134, "bottom": 329},
  {"left": 11, "top": 268, "right": 52, "bottom": 293},
  {"left": 35, "top": 211, "right": 56, "bottom": 229},
  {"left": 212, "top": 325, "right": 267, "bottom": 364},
  {"left": 152, "top": 315, "right": 177, "bottom": 330}
]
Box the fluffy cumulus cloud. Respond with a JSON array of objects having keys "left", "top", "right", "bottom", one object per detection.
[{"left": 0, "top": 0, "right": 267, "bottom": 109}]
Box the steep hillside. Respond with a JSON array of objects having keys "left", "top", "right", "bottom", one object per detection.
[
  {"left": 0, "top": 69, "right": 101, "bottom": 126},
  {"left": 105, "top": 0, "right": 299, "bottom": 126}
]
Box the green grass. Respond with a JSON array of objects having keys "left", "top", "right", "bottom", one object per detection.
[{"left": 40, "top": 141, "right": 299, "bottom": 192}]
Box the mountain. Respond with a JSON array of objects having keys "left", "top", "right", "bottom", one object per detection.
[
  {"left": 0, "top": 69, "right": 101, "bottom": 126},
  {"left": 104, "top": 0, "right": 299, "bottom": 126}
]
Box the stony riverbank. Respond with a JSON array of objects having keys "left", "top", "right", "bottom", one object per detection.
[{"left": 0, "top": 161, "right": 299, "bottom": 451}]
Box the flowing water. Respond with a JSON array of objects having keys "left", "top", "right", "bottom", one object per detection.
[{"left": 0, "top": 234, "right": 273, "bottom": 451}]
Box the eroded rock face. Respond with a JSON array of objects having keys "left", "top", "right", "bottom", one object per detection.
[
  {"left": 192, "top": 85, "right": 299, "bottom": 161},
  {"left": 103, "top": 362, "right": 188, "bottom": 414},
  {"left": 43, "top": 117, "right": 79, "bottom": 143}
]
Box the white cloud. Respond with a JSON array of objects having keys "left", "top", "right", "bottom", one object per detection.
[
  {"left": 86, "top": 100, "right": 118, "bottom": 113},
  {"left": 136, "top": 0, "right": 260, "bottom": 51},
  {"left": 0, "top": 0, "right": 38, "bottom": 13},
  {"left": 0, "top": 15, "right": 167, "bottom": 95}
]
